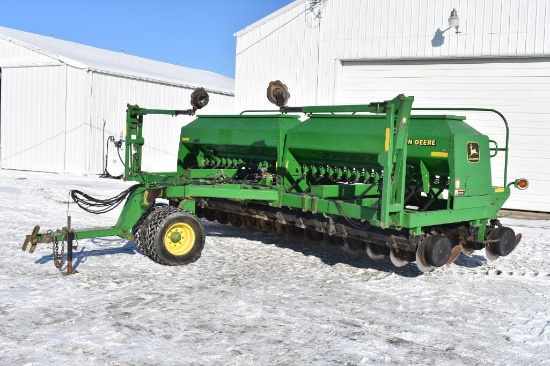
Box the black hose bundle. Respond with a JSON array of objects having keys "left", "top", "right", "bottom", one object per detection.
[{"left": 70, "top": 184, "right": 142, "bottom": 214}]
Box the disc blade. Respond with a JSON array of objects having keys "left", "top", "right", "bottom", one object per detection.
[
  {"left": 366, "top": 243, "right": 385, "bottom": 260},
  {"left": 513, "top": 233, "right": 522, "bottom": 250},
  {"left": 445, "top": 245, "right": 462, "bottom": 265},
  {"left": 485, "top": 244, "right": 500, "bottom": 261},
  {"left": 415, "top": 241, "right": 434, "bottom": 273},
  {"left": 390, "top": 249, "right": 409, "bottom": 267}
]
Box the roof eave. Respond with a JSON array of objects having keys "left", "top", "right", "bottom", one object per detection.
[
  {"left": 0, "top": 33, "right": 88, "bottom": 69},
  {"left": 89, "top": 68, "right": 234, "bottom": 96}
]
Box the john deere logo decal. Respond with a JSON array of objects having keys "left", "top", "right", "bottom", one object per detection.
[{"left": 467, "top": 142, "right": 480, "bottom": 162}]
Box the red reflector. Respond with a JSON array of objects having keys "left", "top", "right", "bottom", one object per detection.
[{"left": 516, "top": 179, "right": 529, "bottom": 190}]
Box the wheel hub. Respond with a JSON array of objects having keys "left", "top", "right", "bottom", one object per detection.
[
  {"left": 170, "top": 231, "right": 182, "bottom": 243},
  {"left": 164, "top": 223, "right": 195, "bottom": 256}
]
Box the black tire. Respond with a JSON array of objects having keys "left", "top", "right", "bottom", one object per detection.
[
  {"left": 131, "top": 204, "right": 157, "bottom": 237},
  {"left": 144, "top": 207, "right": 205, "bottom": 266},
  {"left": 424, "top": 234, "right": 452, "bottom": 267},
  {"left": 488, "top": 227, "right": 516, "bottom": 257},
  {"left": 133, "top": 204, "right": 174, "bottom": 255}
]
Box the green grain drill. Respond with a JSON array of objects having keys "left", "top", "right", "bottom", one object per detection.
[{"left": 23, "top": 82, "right": 529, "bottom": 274}]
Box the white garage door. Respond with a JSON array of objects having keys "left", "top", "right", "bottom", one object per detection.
[{"left": 338, "top": 58, "right": 550, "bottom": 212}]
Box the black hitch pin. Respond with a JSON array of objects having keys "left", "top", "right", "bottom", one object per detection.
[{"left": 62, "top": 216, "right": 78, "bottom": 276}]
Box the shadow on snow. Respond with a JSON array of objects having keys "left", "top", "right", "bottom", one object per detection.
[
  {"left": 202, "top": 221, "right": 487, "bottom": 278},
  {"left": 33, "top": 221, "right": 487, "bottom": 276}
]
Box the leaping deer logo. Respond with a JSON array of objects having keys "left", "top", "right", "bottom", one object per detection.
[{"left": 468, "top": 142, "right": 480, "bottom": 162}]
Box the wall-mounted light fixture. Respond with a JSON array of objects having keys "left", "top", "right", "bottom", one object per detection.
[{"left": 448, "top": 9, "right": 461, "bottom": 34}]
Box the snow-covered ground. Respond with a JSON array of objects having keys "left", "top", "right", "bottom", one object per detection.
[{"left": 0, "top": 170, "right": 549, "bottom": 365}]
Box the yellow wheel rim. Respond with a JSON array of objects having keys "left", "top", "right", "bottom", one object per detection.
[{"left": 164, "top": 222, "right": 195, "bottom": 256}]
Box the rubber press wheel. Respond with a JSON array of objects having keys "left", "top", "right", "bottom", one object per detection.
[{"left": 144, "top": 207, "right": 205, "bottom": 266}]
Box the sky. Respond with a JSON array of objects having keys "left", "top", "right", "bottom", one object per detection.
[{"left": 0, "top": 0, "right": 296, "bottom": 78}]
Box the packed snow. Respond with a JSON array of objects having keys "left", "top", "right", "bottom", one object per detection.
[{"left": 0, "top": 170, "right": 549, "bottom": 365}]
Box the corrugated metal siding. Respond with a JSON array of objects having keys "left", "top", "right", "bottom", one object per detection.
[
  {"left": 90, "top": 73, "right": 234, "bottom": 174},
  {"left": 64, "top": 67, "right": 90, "bottom": 175},
  {"left": 235, "top": 1, "right": 322, "bottom": 111},
  {"left": 0, "top": 65, "right": 233, "bottom": 175},
  {"left": 338, "top": 59, "right": 550, "bottom": 212},
  {"left": 0, "top": 66, "right": 66, "bottom": 172},
  {"left": 235, "top": 0, "right": 550, "bottom": 109},
  {"left": 0, "top": 29, "right": 235, "bottom": 176},
  {"left": 235, "top": 0, "right": 550, "bottom": 212}
]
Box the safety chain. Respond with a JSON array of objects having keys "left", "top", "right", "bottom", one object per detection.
[
  {"left": 52, "top": 229, "right": 79, "bottom": 270},
  {"left": 52, "top": 230, "right": 65, "bottom": 269}
]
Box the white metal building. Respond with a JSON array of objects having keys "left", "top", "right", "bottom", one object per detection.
[
  {"left": 0, "top": 26, "right": 234, "bottom": 175},
  {"left": 235, "top": 0, "right": 550, "bottom": 212}
]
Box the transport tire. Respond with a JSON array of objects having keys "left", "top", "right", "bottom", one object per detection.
[
  {"left": 145, "top": 207, "right": 205, "bottom": 266},
  {"left": 132, "top": 204, "right": 172, "bottom": 256}
]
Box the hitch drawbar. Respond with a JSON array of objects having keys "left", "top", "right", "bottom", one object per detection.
[
  {"left": 22, "top": 225, "right": 46, "bottom": 254},
  {"left": 22, "top": 217, "right": 78, "bottom": 275}
]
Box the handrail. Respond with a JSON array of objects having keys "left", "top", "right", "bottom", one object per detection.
[
  {"left": 412, "top": 107, "right": 509, "bottom": 187},
  {"left": 239, "top": 109, "right": 281, "bottom": 115}
]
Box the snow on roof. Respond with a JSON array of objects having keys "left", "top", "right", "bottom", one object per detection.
[
  {"left": 0, "top": 26, "right": 234, "bottom": 95},
  {"left": 234, "top": 0, "right": 307, "bottom": 37}
]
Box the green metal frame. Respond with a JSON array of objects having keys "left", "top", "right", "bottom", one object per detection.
[
  {"left": 412, "top": 107, "right": 510, "bottom": 186},
  {"left": 25, "top": 96, "right": 518, "bottom": 250}
]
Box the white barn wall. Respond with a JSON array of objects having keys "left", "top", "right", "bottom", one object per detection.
[
  {"left": 1, "top": 66, "right": 233, "bottom": 176},
  {"left": 64, "top": 66, "right": 91, "bottom": 174},
  {"left": 90, "top": 72, "right": 234, "bottom": 174},
  {"left": 236, "top": 0, "right": 550, "bottom": 109},
  {"left": 235, "top": 0, "right": 550, "bottom": 212},
  {"left": 0, "top": 65, "right": 67, "bottom": 172},
  {"left": 338, "top": 59, "right": 550, "bottom": 212},
  {"left": 0, "top": 27, "right": 234, "bottom": 176}
]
